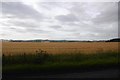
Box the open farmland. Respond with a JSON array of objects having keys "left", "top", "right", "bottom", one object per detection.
[
  {"left": 3, "top": 42, "right": 119, "bottom": 78},
  {"left": 2, "top": 42, "right": 119, "bottom": 55}
]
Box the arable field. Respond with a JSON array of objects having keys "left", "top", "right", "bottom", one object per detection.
[
  {"left": 2, "top": 42, "right": 119, "bottom": 55},
  {"left": 2, "top": 42, "right": 119, "bottom": 78}
]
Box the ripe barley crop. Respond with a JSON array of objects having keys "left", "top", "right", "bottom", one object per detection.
[{"left": 2, "top": 42, "right": 119, "bottom": 55}]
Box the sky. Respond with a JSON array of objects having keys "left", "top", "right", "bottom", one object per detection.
[{"left": 0, "top": 1, "right": 119, "bottom": 40}]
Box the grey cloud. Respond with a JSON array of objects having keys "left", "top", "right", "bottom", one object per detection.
[
  {"left": 50, "top": 25, "right": 62, "bottom": 29},
  {"left": 69, "top": 3, "right": 86, "bottom": 15},
  {"left": 68, "top": 3, "right": 90, "bottom": 21},
  {"left": 1, "top": 18, "right": 41, "bottom": 33},
  {"left": 119, "top": 2, "right": 120, "bottom": 19},
  {"left": 68, "top": 2, "right": 118, "bottom": 24},
  {"left": 9, "top": 27, "right": 49, "bottom": 34},
  {"left": 50, "top": 25, "right": 78, "bottom": 32},
  {"left": 38, "top": 2, "right": 61, "bottom": 10},
  {"left": 63, "top": 29, "right": 77, "bottom": 32},
  {"left": 0, "top": 21, "right": 12, "bottom": 27},
  {"left": 9, "top": 20, "right": 40, "bottom": 28},
  {"left": 93, "top": 27, "right": 117, "bottom": 34},
  {"left": 56, "top": 14, "right": 79, "bottom": 22},
  {"left": 9, "top": 27, "right": 17, "bottom": 30},
  {"left": 9, "top": 27, "right": 26, "bottom": 33},
  {"left": 118, "top": 2, "right": 120, "bottom": 37},
  {"left": 93, "top": 3, "right": 118, "bottom": 24},
  {"left": 1, "top": 2, "right": 118, "bottom": 40},
  {"left": 2, "top": 2, "right": 44, "bottom": 20},
  {"left": 25, "top": 28, "right": 50, "bottom": 34}
]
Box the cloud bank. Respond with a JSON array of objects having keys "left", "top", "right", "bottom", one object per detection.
[{"left": 0, "top": 2, "right": 118, "bottom": 40}]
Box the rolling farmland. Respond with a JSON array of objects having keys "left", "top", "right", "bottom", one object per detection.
[{"left": 2, "top": 42, "right": 119, "bottom": 55}]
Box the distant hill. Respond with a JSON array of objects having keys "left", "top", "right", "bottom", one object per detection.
[
  {"left": 2, "top": 38, "right": 120, "bottom": 42},
  {"left": 106, "top": 38, "right": 120, "bottom": 42}
]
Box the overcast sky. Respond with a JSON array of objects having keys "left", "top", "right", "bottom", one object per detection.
[{"left": 0, "top": 1, "right": 118, "bottom": 40}]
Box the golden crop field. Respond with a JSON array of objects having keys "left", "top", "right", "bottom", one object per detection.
[{"left": 2, "top": 42, "right": 119, "bottom": 55}]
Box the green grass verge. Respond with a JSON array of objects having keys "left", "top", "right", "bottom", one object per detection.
[{"left": 3, "top": 51, "right": 119, "bottom": 73}]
